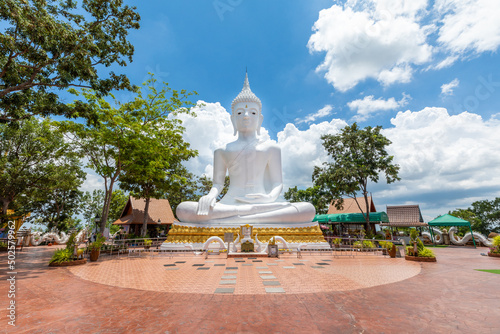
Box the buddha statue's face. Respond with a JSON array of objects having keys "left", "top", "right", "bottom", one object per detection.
[{"left": 231, "top": 101, "right": 263, "bottom": 135}]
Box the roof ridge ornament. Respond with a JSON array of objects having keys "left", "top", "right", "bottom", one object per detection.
[{"left": 231, "top": 72, "right": 262, "bottom": 113}]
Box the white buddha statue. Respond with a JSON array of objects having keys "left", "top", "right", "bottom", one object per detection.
[{"left": 176, "top": 73, "right": 315, "bottom": 225}]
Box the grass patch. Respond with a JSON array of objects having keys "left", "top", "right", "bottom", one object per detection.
[
  {"left": 475, "top": 269, "right": 500, "bottom": 275},
  {"left": 424, "top": 245, "right": 449, "bottom": 248}
]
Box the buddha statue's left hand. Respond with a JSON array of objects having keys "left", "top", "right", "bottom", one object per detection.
[{"left": 235, "top": 193, "right": 274, "bottom": 204}]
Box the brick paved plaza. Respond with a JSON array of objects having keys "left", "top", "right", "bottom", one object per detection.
[{"left": 1, "top": 246, "right": 499, "bottom": 333}]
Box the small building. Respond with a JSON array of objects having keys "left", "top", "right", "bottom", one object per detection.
[
  {"left": 382, "top": 205, "right": 426, "bottom": 227},
  {"left": 324, "top": 197, "right": 380, "bottom": 234},
  {"left": 112, "top": 197, "right": 177, "bottom": 236}
]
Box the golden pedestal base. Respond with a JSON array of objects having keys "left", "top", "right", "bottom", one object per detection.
[{"left": 165, "top": 224, "right": 326, "bottom": 244}]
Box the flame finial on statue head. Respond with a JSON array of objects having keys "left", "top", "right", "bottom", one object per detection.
[{"left": 231, "top": 72, "right": 262, "bottom": 114}]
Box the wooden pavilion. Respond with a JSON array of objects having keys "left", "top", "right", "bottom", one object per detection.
[
  {"left": 112, "top": 197, "right": 177, "bottom": 237},
  {"left": 326, "top": 197, "right": 379, "bottom": 234}
]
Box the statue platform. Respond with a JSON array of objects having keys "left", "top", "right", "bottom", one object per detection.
[
  {"left": 160, "top": 221, "right": 329, "bottom": 252},
  {"left": 227, "top": 252, "right": 269, "bottom": 258}
]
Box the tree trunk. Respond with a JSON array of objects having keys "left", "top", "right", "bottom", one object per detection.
[
  {"left": 1, "top": 199, "right": 10, "bottom": 226},
  {"left": 141, "top": 197, "right": 150, "bottom": 237},
  {"left": 100, "top": 179, "right": 115, "bottom": 233},
  {"left": 363, "top": 193, "right": 371, "bottom": 234}
]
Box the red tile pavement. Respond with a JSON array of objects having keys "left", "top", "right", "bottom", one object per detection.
[{"left": 1, "top": 246, "right": 500, "bottom": 333}]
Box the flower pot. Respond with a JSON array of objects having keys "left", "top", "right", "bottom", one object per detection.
[
  {"left": 488, "top": 252, "right": 500, "bottom": 258},
  {"left": 48, "top": 243, "right": 53, "bottom": 246},
  {"left": 89, "top": 249, "right": 100, "bottom": 261},
  {"left": 144, "top": 246, "right": 150, "bottom": 250},
  {"left": 405, "top": 255, "right": 436, "bottom": 262}
]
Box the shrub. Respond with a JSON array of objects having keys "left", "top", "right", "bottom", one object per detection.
[
  {"left": 65, "top": 232, "right": 77, "bottom": 251},
  {"left": 493, "top": 236, "right": 500, "bottom": 248},
  {"left": 353, "top": 241, "right": 363, "bottom": 248},
  {"left": 50, "top": 248, "right": 73, "bottom": 264},
  {"left": 362, "top": 240, "right": 375, "bottom": 248},
  {"left": 144, "top": 239, "right": 152, "bottom": 246},
  {"left": 418, "top": 248, "right": 435, "bottom": 258},
  {"left": 89, "top": 234, "right": 106, "bottom": 251},
  {"left": 332, "top": 238, "right": 341, "bottom": 245}
]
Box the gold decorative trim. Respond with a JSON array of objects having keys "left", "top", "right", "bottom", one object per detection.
[{"left": 165, "top": 225, "right": 325, "bottom": 244}]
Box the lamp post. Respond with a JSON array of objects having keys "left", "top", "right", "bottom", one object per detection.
[{"left": 93, "top": 215, "right": 100, "bottom": 242}]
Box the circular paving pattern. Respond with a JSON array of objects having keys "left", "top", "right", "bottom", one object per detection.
[{"left": 68, "top": 254, "right": 421, "bottom": 295}]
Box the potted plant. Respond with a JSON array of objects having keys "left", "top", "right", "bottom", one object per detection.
[
  {"left": 144, "top": 238, "right": 152, "bottom": 250},
  {"left": 332, "top": 238, "right": 342, "bottom": 248},
  {"left": 89, "top": 234, "right": 105, "bottom": 261},
  {"left": 405, "top": 236, "right": 437, "bottom": 262},
  {"left": 488, "top": 236, "right": 500, "bottom": 257}
]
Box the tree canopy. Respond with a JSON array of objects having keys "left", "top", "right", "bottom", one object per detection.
[
  {"left": 119, "top": 76, "right": 198, "bottom": 236},
  {"left": 0, "top": 117, "right": 83, "bottom": 228},
  {"left": 61, "top": 75, "right": 198, "bottom": 235},
  {"left": 0, "top": 0, "right": 140, "bottom": 122},
  {"left": 313, "top": 123, "right": 400, "bottom": 231},
  {"left": 284, "top": 185, "right": 328, "bottom": 215}
]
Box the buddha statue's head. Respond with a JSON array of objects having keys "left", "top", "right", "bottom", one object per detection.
[{"left": 231, "top": 73, "right": 263, "bottom": 136}]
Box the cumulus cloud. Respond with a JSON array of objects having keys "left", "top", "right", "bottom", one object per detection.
[
  {"left": 440, "top": 78, "right": 460, "bottom": 96},
  {"left": 278, "top": 119, "right": 348, "bottom": 188},
  {"left": 295, "top": 105, "right": 333, "bottom": 124},
  {"left": 348, "top": 93, "right": 410, "bottom": 121},
  {"left": 172, "top": 101, "right": 348, "bottom": 190},
  {"left": 309, "top": 0, "right": 500, "bottom": 91},
  {"left": 436, "top": 0, "right": 500, "bottom": 55},
  {"left": 379, "top": 107, "right": 500, "bottom": 215},
  {"left": 307, "top": 1, "right": 432, "bottom": 91}
]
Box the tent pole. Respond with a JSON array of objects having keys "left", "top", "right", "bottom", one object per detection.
[
  {"left": 469, "top": 224, "right": 476, "bottom": 248},
  {"left": 429, "top": 226, "right": 435, "bottom": 246}
]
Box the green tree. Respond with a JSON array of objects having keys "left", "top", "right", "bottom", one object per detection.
[
  {"left": 284, "top": 185, "right": 328, "bottom": 215},
  {"left": 80, "top": 189, "right": 105, "bottom": 228},
  {"left": 0, "top": 0, "right": 140, "bottom": 122},
  {"left": 107, "top": 189, "right": 128, "bottom": 226},
  {"left": 59, "top": 90, "right": 134, "bottom": 233},
  {"left": 470, "top": 198, "right": 500, "bottom": 234},
  {"left": 313, "top": 123, "right": 400, "bottom": 232},
  {"left": 448, "top": 208, "right": 482, "bottom": 235},
  {"left": 0, "top": 118, "right": 72, "bottom": 226},
  {"left": 119, "top": 77, "right": 198, "bottom": 236},
  {"left": 80, "top": 188, "right": 128, "bottom": 229},
  {"left": 28, "top": 155, "right": 86, "bottom": 231}
]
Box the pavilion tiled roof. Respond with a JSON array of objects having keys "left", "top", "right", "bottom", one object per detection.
[
  {"left": 327, "top": 197, "right": 377, "bottom": 214},
  {"left": 382, "top": 205, "right": 427, "bottom": 227},
  {"left": 112, "top": 197, "right": 177, "bottom": 225}
]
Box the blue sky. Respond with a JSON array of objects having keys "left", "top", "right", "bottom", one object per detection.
[{"left": 80, "top": 0, "right": 500, "bottom": 221}]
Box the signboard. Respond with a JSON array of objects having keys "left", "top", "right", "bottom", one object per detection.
[{"left": 224, "top": 233, "right": 234, "bottom": 243}]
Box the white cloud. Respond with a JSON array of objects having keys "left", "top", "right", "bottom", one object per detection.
[
  {"left": 307, "top": 1, "right": 432, "bottom": 91},
  {"left": 80, "top": 169, "right": 105, "bottom": 193},
  {"left": 278, "top": 119, "right": 348, "bottom": 189},
  {"left": 348, "top": 93, "right": 410, "bottom": 121},
  {"left": 378, "top": 107, "right": 500, "bottom": 216},
  {"left": 440, "top": 78, "right": 460, "bottom": 96},
  {"left": 173, "top": 101, "right": 348, "bottom": 191},
  {"left": 295, "top": 105, "right": 333, "bottom": 124},
  {"left": 309, "top": 0, "right": 500, "bottom": 91},
  {"left": 436, "top": 0, "right": 500, "bottom": 55}
]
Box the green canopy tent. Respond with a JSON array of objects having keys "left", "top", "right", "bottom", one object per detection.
[
  {"left": 427, "top": 214, "right": 476, "bottom": 248},
  {"left": 313, "top": 212, "right": 389, "bottom": 223},
  {"left": 313, "top": 212, "right": 389, "bottom": 235}
]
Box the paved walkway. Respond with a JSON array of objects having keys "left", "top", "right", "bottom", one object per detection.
[{"left": 1, "top": 246, "right": 500, "bottom": 333}]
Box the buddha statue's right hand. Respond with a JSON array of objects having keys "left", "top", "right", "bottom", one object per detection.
[{"left": 197, "top": 194, "right": 216, "bottom": 216}]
